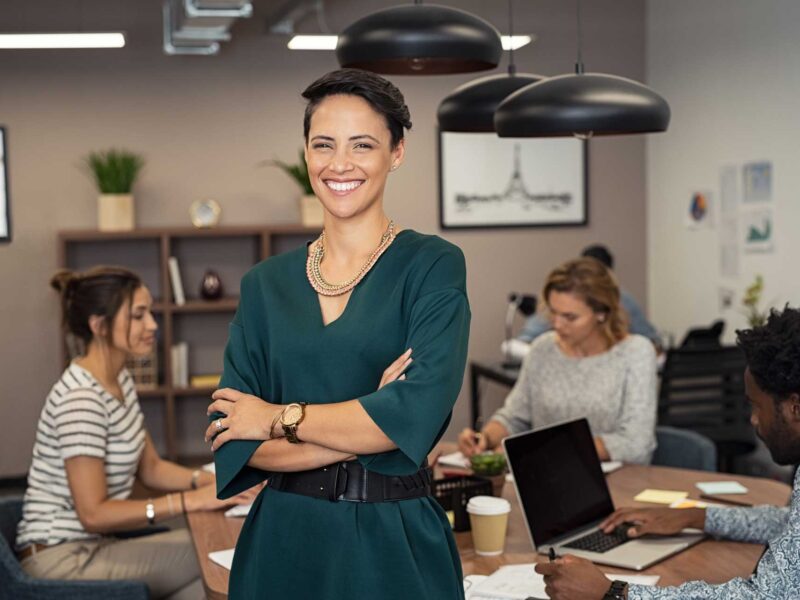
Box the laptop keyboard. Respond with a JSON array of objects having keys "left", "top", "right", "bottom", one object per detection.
[{"left": 563, "top": 528, "right": 628, "bottom": 553}]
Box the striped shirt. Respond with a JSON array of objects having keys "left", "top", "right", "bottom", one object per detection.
[{"left": 16, "top": 362, "right": 145, "bottom": 549}]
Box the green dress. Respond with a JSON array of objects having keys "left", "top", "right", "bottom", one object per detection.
[{"left": 213, "top": 229, "right": 471, "bottom": 600}]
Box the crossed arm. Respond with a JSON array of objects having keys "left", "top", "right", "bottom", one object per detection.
[{"left": 205, "top": 349, "right": 413, "bottom": 472}]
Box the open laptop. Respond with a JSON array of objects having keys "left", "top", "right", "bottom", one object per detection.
[{"left": 502, "top": 418, "right": 704, "bottom": 571}]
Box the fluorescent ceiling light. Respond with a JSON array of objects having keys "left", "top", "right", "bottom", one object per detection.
[
  {"left": 502, "top": 35, "right": 532, "bottom": 51},
  {"left": 287, "top": 34, "right": 532, "bottom": 52},
  {"left": 288, "top": 35, "right": 338, "bottom": 50},
  {"left": 0, "top": 33, "right": 126, "bottom": 49}
]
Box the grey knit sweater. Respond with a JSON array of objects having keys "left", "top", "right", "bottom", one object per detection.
[{"left": 491, "top": 331, "right": 657, "bottom": 464}]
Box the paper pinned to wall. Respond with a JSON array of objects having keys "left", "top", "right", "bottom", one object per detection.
[
  {"left": 718, "top": 287, "right": 735, "bottom": 312},
  {"left": 687, "top": 191, "right": 713, "bottom": 229},
  {"left": 742, "top": 161, "right": 772, "bottom": 203},
  {"left": 719, "top": 165, "right": 740, "bottom": 278},
  {"left": 742, "top": 209, "right": 774, "bottom": 253}
]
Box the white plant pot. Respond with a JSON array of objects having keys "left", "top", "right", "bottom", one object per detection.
[
  {"left": 299, "top": 194, "right": 324, "bottom": 227},
  {"left": 98, "top": 194, "right": 135, "bottom": 231}
]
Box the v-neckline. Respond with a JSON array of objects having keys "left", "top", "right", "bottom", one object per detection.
[{"left": 305, "top": 229, "right": 411, "bottom": 329}]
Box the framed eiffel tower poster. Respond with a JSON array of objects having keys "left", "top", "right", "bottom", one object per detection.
[{"left": 438, "top": 131, "right": 587, "bottom": 229}]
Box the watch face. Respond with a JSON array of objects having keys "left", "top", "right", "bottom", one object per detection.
[
  {"left": 282, "top": 404, "right": 302, "bottom": 425},
  {"left": 190, "top": 199, "right": 221, "bottom": 228}
]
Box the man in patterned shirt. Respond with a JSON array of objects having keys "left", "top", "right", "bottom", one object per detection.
[{"left": 536, "top": 306, "right": 800, "bottom": 599}]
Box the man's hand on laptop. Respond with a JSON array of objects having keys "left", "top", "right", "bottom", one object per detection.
[
  {"left": 600, "top": 507, "right": 706, "bottom": 538},
  {"left": 534, "top": 555, "right": 612, "bottom": 600}
]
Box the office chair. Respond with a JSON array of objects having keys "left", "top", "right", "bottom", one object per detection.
[
  {"left": 0, "top": 497, "right": 149, "bottom": 600},
  {"left": 658, "top": 345, "right": 755, "bottom": 473},
  {"left": 652, "top": 426, "right": 717, "bottom": 472},
  {"left": 679, "top": 319, "right": 725, "bottom": 349}
]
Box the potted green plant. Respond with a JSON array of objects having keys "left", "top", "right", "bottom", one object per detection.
[
  {"left": 470, "top": 452, "right": 508, "bottom": 497},
  {"left": 269, "top": 149, "right": 322, "bottom": 227},
  {"left": 742, "top": 275, "right": 768, "bottom": 327},
  {"left": 85, "top": 149, "right": 145, "bottom": 231}
]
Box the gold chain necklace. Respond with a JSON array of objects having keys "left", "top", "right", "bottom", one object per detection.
[{"left": 306, "top": 221, "right": 396, "bottom": 297}]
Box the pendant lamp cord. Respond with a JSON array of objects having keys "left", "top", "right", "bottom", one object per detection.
[
  {"left": 575, "top": 0, "right": 585, "bottom": 74},
  {"left": 507, "top": 0, "right": 516, "bottom": 75}
]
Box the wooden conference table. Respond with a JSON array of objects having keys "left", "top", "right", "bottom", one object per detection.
[{"left": 187, "top": 454, "right": 791, "bottom": 599}]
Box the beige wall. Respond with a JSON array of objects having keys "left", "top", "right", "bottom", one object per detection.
[{"left": 0, "top": 0, "right": 647, "bottom": 476}]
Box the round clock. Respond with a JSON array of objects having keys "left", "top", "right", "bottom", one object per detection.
[{"left": 189, "top": 199, "right": 221, "bottom": 228}]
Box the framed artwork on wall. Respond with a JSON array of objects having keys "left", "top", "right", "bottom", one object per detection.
[
  {"left": 438, "top": 131, "right": 588, "bottom": 230},
  {"left": 0, "top": 126, "right": 10, "bottom": 243}
]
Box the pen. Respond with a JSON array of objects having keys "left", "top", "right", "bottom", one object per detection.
[
  {"left": 473, "top": 417, "right": 484, "bottom": 448},
  {"left": 699, "top": 494, "right": 753, "bottom": 507}
]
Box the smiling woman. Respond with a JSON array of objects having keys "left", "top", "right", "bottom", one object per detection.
[
  {"left": 208, "top": 69, "right": 471, "bottom": 600},
  {"left": 15, "top": 266, "right": 257, "bottom": 599}
]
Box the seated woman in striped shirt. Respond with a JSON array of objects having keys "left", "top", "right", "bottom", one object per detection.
[{"left": 16, "top": 266, "right": 256, "bottom": 599}]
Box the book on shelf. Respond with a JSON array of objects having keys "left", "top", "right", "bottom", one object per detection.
[
  {"left": 170, "top": 342, "right": 189, "bottom": 388},
  {"left": 190, "top": 374, "right": 221, "bottom": 388},
  {"left": 168, "top": 256, "right": 186, "bottom": 306}
]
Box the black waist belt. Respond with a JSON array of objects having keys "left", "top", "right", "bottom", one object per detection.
[{"left": 269, "top": 461, "right": 432, "bottom": 503}]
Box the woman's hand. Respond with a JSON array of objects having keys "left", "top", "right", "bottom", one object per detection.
[
  {"left": 458, "top": 428, "right": 488, "bottom": 457},
  {"left": 205, "top": 388, "right": 283, "bottom": 451},
  {"left": 379, "top": 348, "right": 413, "bottom": 389},
  {"left": 183, "top": 481, "right": 265, "bottom": 512}
]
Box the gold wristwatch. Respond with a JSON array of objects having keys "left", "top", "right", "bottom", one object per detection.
[{"left": 281, "top": 402, "right": 307, "bottom": 444}]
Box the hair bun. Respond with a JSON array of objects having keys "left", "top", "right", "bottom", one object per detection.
[{"left": 50, "top": 269, "right": 78, "bottom": 294}]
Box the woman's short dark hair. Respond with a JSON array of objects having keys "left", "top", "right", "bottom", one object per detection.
[
  {"left": 301, "top": 68, "right": 412, "bottom": 149},
  {"left": 51, "top": 266, "right": 142, "bottom": 351},
  {"left": 737, "top": 306, "right": 800, "bottom": 400}
]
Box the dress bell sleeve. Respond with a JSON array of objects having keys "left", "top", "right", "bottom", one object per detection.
[
  {"left": 212, "top": 303, "right": 272, "bottom": 499},
  {"left": 357, "top": 248, "right": 471, "bottom": 476}
]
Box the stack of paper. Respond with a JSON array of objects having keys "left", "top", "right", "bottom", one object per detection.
[
  {"left": 208, "top": 548, "right": 235, "bottom": 570},
  {"left": 438, "top": 451, "right": 471, "bottom": 469},
  {"left": 466, "top": 564, "right": 659, "bottom": 600},
  {"left": 225, "top": 503, "right": 252, "bottom": 518},
  {"left": 696, "top": 481, "right": 748, "bottom": 495}
]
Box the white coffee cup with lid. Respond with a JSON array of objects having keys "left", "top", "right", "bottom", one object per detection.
[{"left": 467, "top": 495, "right": 511, "bottom": 556}]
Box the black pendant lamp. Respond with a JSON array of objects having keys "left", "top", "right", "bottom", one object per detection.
[
  {"left": 438, "top": 0, "right": 543, "bottom": 132},
  {"left": 336, "top": 2, "right": 503, "bottom": 75},
  {"left": 494, "top": 0, "right": 670, "bottom": 138}
]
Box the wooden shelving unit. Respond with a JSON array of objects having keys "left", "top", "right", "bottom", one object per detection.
[{"left": 57, "top": 225, "right": 319, "bottom": 461}]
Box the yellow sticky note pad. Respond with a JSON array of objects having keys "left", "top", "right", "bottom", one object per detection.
[{"left": 634, "top": 489, "right": 688, "bottom": 505}]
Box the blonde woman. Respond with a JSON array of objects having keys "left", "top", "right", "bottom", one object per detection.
[{"left": 460, "top": 257, "right": 657, "bottom": 464}]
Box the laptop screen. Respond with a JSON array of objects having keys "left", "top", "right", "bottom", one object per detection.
[{"left": 503, "top": 418, "right": 615, "bottom": 547}]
